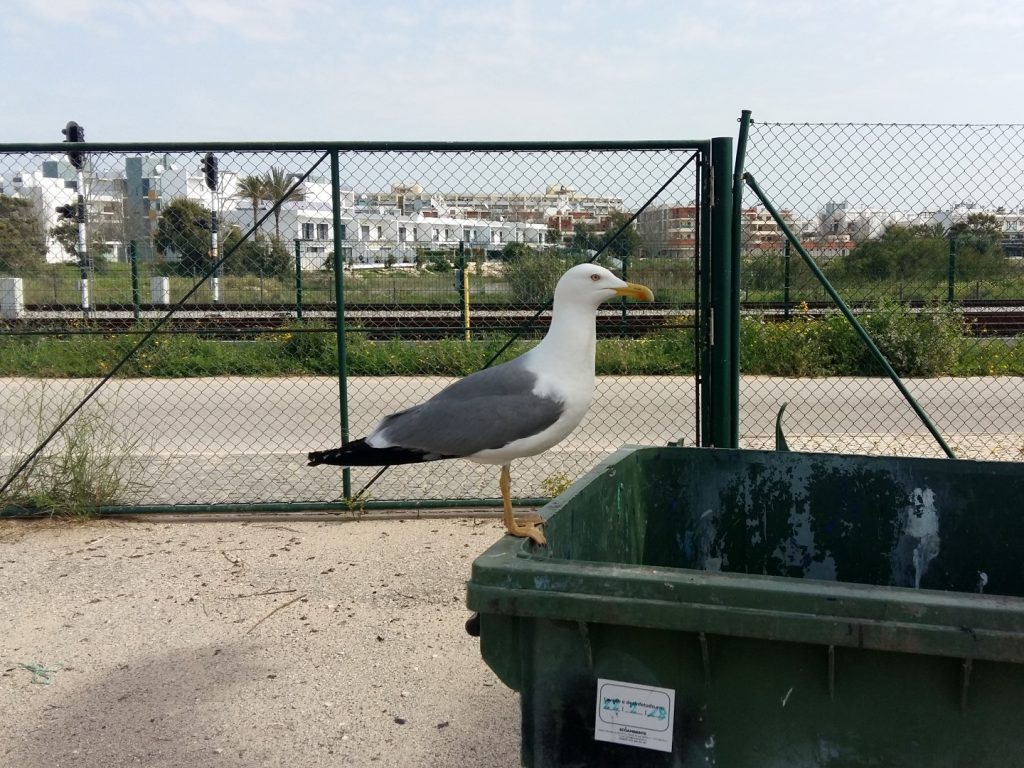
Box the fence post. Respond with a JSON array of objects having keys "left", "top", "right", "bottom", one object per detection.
[
  {"left": 947, "top": 233, "right": 957, "bottom": 303},
  {"left": 129, "top": 241, "right": 141, "bottom": 321},
  {"left": 0, "top": 277, "right": 25, "bottom": 319},
  {"left": 731, "top": 112, "right": 751, "bottom": 447},
  {"left": 294, "top": 239, "right": 304, "bottom": 322},
  {"left": 705, "top": 136, "right": 737, "bottom": 448},
  {"left": 456, "top": 241, "right": 471, "bottom": 341},
  {"left": 783, "top": 239, "right": 791, "bottom": 319},
  {"left": 150, "top": 276, "right": 170, "bottom": 305},
  {"left": 619, "top": 253, "right": 631, "bottom": 330},
  {"left": 330, "top": 151, "right": 351, "bottom": 500},
  {"left": 75, "top": 166, "right": 91, "bottom": 317}
]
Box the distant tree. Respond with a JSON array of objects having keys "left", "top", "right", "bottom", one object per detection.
[
  {"left": 949, "top": 213, "right": 1002, "bottom": 250},
  {"left": 504, "top": 251, "right": 571, "bottom": 304},
  {"left": 840, "top": 224, "right": 946, "bottom": 284},
  {"left": 0, "top": 195, "right": 46, "bottom": 274},
  {"left": 222, "top": 229, "right": 292, "bottom": 277},
  {"left": 598, "top": 211, "right": 642, "bottom": 263},
  {"left": 500, "top": 241, "right": 531, "bottom": 262},
  {"left": 50, "top": 219, "right": 109, "bottom": 265},
  {"left": 546, "top": 224, "right": 565, "bottom": 247},
  {"left": 235, "top": 175, "right": 268, "bottom": 234},
  {"left": 572, "top": 222, "right": 597, "bottom": 252},
  {"left": 154, "top": 198, "right": 214, "bottom": 275},
  {"left": 425, "top": 251, "right": 451, "bottom": 273},
  {"left": 262, "top": 167, "right": 303, "bottom": 241},
  {"left": 949, "top": 213, "right": 1006, "bottom": 280}
]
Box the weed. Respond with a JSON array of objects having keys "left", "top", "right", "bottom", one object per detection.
[
  {"left": 540, "top": 471, "right": 573, "bottom": 498},
  {"left": 1, "top": 387, "right": 152, "bottom": 518}
]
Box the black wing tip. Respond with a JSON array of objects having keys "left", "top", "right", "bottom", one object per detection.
[
  {"left": 307, "top": 440, "right": 446, "bottom": 467},
  {"left": 307, "top": 443, "right": 358, "bottom": 467},
  {"left": 307, "top": 450, "right": 328, "bottom": 467}
]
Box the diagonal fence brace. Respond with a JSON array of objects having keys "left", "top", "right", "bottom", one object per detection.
[{"left": 743, "top": 172, "right": 956, "bottom": 460}]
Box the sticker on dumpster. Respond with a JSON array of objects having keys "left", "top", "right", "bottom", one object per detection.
[{"left": 594, "top": 679, "right": 675, "bottom": 753}]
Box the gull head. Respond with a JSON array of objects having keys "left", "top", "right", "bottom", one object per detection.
[{"left": 553, "top": 263, "right": 655, "bottom": 309}]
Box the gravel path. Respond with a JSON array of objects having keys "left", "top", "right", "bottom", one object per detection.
[{"left": 0, "top": 516, "right": 519, "bottom": 768}]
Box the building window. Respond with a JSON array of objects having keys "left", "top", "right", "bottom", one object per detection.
[
  {"left": 398, "top": 226, "right": 407, "bottom": 242},
  {"left": 317, "top": 223, "right": 329, "bottom": 240},
  {"left": 302, "top": 223, "right": 315, "bottom": 240},
  {"left": 376, "top": 225, "right": 383, "bottom": 240},
  {"left": 360, "top": 225, "right": 370, "bottom": 240},
  {"left": 432, "top": 228, "right": 439, "bottom": 242}
]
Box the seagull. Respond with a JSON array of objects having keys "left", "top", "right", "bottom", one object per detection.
[{"left": 307, "top": 263, "right": 654, "bottom": 545}]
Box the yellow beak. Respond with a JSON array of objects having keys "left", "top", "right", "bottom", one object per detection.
[{"left": 614, "top": 281, "right": 655, "bottom": 302}]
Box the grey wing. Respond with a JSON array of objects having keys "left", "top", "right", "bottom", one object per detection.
[{"left": 373, "top": 360, "right": 565, "bottom": 456}]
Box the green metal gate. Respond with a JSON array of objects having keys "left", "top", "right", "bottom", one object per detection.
[
  {"left": 736, "top": 118, "right": 1024, "bottom": 460},
  {"left": 1, "top": 138, "right": 728, "bottom": 515}
]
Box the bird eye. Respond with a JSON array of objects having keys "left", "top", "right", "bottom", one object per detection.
[{"left": 590, "top": 274, "right": 601, "bottom": 282}]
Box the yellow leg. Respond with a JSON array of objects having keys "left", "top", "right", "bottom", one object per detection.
[{"left": 500, "top": 464, "right": 546, "bottom": 546}]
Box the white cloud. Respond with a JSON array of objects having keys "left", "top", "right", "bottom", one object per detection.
[
  {"left": 16, "top": 0, "right": 333, "bottom": 43},
  {"left": 2, "top": 0, "right": 1023, "bottom": 140}
]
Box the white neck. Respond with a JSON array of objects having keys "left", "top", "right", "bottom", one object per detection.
[{"left": 529, "top": 299, "right": 598, "bottom": 375}]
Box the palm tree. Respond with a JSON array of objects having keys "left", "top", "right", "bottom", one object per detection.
[
  {"left": 262, "top": 167, "right": 304, "bottom": 241},
  {"left": 235, "top": 175, "right": 267, "bottom": 234}
]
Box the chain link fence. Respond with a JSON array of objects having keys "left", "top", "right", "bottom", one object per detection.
[
  {"left": 1, "top": 142, "right": 706, "bottom": 512},
  {"left": 740, "top": 122, "right": 1024, "bottom": 459}
]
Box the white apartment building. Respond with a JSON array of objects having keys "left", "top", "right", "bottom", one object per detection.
[
  {"left": 8, "top": 168, "right": 77, "bottom": 263},
  {"left": 817, "top": 201, "right": 911, "bottom": 243},
  {"left": 257, "top": 202, "right": 549, "bottom": 270}
]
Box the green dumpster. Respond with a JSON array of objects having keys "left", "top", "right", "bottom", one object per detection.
[{"left": 466, "top": 446, "right": 1024, "bottom": 767}]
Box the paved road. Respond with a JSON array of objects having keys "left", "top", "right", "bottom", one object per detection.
[{"left": 2, "top": 376, "right": 1022, "bottom": 507}]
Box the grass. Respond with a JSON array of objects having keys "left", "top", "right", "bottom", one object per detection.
[
  {"left": 0, "top": 330, "right": 698, "bottom": 378},
  {"left": 2, "top": 305, "right": 1022, "bottom": 379},
  {"left": 1, "top": 388, "right": 152, "bottom": 518},
  {"left": 12, "top": 256, "right": 1024, "bottom": 308}
]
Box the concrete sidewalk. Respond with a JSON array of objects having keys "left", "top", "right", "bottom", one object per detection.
[{"left": 0, "top": 516, "right": 520, "bottom": 768}]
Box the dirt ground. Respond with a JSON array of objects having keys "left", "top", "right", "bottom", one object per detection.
[{"left": 0, "top": 515, "right": 520, "bottom": 768}]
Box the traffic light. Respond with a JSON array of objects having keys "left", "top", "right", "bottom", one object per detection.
[
  {"left": 55, "top": 203, "right": 76, "bottom": 221},
  {"left": 61, "top": 120, "right": 86, "bottom": 170},
  {"left": 200, "top": 152, "right": 218, "bottom": 191}
]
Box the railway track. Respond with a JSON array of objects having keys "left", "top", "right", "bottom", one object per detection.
[{"left": 5, "top": 303, "right": 1024, "bottom": 338}]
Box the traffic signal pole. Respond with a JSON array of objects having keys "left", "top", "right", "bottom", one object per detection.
[
  {"left": 210, "top": 202, "right": 220, "bottom": 304},
  {"left": 62, "top": 121, "right": 89, "bottom": 316},
  {"left": 202, "top": 152, "right": 220, "bottom": 303},
  {"left": 75, "top": 166, "right": 89, "bottom": 316}
]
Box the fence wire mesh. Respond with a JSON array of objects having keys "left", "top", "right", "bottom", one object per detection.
[
  {"left": 0, "top": 143, "right": 703, "bottom": 511},
  {"left": 741, "top": 122, "right": 1024, "bottom": 459}
]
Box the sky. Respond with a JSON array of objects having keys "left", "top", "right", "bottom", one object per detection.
[{"left": 3, "top": 0, "right": 1024, "bottom": 143}]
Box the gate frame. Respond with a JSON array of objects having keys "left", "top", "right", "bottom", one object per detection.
[{"left": 1, "top": 138, "right": 738, "bottom": 514}]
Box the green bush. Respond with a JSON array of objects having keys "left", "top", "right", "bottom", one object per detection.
[
  {"left": 504, "top": 252, "right": 576, "bottom": 304},
  {"left": 858, "top": 301, "right": 962, "bottom": 376},
  {"left": 1, "top": 305, "right": 1020, "bottom": 379},
  {"left": 739, "top": 302, "right": 964, "bottom": 377}
]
